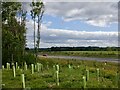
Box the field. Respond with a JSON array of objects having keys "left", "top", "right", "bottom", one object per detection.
[
  {"left": 39, "top": 51, "right": 119, "bottom": 58},
  {"left": 2, "top": 57, "right": 120, "bottom": 88}
]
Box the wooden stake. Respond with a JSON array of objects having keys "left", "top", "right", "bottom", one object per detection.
[
  {"left": 24, "top": 62, "right": 27, "bottom": 70},
  {"left": 53, "top": 65, "right": 56, "bottom": 77},
  {"left": 86, "top": 69, "right": 89, "bottom": 81},
  {"left": 56, "top": 71, "right": 59, "bottom": 86},
  {"left": 16, "top": 62, "right": 18, "bottom": 69},
  {"left": 12, "top": 62, "right": 14, "bottom": 66},
  {"left": 97, "top": 68, "right": 100, "bottom": 81},
  {"left": 2, "top": 65, "right": 4, "bottom": 70},
  {"left": 83, "top": 76, "right": 86, "bottom": 88},
  {"left": 37, "top": 63, "right": 39, "bottom": 72},
  {"left": 8, "top": 63, "right": 10, "bottom": 70},
  {"left": 13, "top": 65, "right": 16, "bottom": 77},
  {"left": 56, "top": 65, "right": 59, "bottom": 71},
  {"left": 21, "top": 74, "right": 25, "bottom": 88},
  {"left": 31, "top": 64, "right": 34, "bottom": 74},
  {"left": 25, "top": 65, "right": 27, "bottom": 71},
  {"left": 68, "top": 64, "right": 71, "bottom": 69}
]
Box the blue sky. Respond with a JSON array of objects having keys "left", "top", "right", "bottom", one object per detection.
[
  {"left": 24, "top": 2, "right": 118, "bottom": 48},
  {"left": 42, "top": 14, "right": 118, "bottom": 32}
]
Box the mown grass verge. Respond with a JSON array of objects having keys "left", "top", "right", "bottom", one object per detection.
[{"left": 39, "top": 51, "right": 119, "bottom": 58}]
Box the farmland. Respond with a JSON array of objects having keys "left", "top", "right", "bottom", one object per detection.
[{"left": 2, "top": 57, "right": 120, "bottom": 88}]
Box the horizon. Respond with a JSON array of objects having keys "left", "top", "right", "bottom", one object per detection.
[{"left": 26, "top": 46, "right": 120, "bottom": 49}]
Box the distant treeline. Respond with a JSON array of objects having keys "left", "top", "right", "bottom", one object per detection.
[{"left": 26, "top": 46, "right": 120, "bottom": 51}]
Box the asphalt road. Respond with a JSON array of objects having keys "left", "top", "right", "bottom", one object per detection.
[{"left": 39, "top": 55, "right": 119, "bottom": 63}]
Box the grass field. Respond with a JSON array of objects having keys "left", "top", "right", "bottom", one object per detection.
[
  {"left": 2, "top": 57, "right": 120, "bottom": 88},
  {"left": 39, "top": 51, "right": 119, "bottom": 58}
]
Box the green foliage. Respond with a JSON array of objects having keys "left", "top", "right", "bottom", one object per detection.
[
  {"left": 23, "top": 53, "right": 36, "bottom": 65},
  {"left": 2, "top": 2, "right": 28, "bottom": 65}
]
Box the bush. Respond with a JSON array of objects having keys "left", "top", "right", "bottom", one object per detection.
[{"left": 23, "top": 53, "right": 36, "bottom": 65}]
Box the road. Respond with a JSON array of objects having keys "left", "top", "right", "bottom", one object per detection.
[{"left": 39, "top": 55, "right": 119, "bottom": 63}]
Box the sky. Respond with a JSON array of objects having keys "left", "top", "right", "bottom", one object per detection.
[{"left": 22, "top": 1, "right": 118, "bottom": 48}]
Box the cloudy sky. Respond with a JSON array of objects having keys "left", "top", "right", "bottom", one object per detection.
[{"left": 23, "top": 1, "right": 118, "bottom": 48}]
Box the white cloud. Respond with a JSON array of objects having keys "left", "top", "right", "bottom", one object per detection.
[
  {"left": 23, "top": 2, "right": 118, "bottom": 48},
  {"left": 49, "top": 34, "right": 57, "bottom": 37},
  {"left": 26, "top": 19, "right": 118, "bottom": 48},
  {"left": 86, "top": 19, "right": 107, "bottom": 27},
  {"left": 22, "top": 2, "right": 118, "bottom": 27},
  {"left": 45, "top": 2, "right": 118, "bottom": 27},
  {"left": 43, "top": 21, "right": 52, "bottom": 27}
]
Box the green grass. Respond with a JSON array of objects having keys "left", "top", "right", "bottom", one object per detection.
[
  {"left": 2, "top": 57, "right": 120, "bottom": 88},
  {"left": 39, "top": 51, "right": 119, "bottom": 58}
]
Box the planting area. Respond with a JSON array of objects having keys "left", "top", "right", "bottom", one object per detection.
[
  {"left": 2, "top": 57, "right": 120, "bottom": 89},
  {"left": 39, "top": 51, "right": 119, "bottom": 58}
]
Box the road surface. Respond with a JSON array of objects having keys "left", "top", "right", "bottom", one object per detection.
[{"left": 39, "top": 55, "right": 119, "bottom": 63}]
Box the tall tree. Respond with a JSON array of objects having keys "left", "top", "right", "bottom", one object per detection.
[
  {"left": 30, "top": 1, "right": 44, "bottom": 61},
  {"left": 36, "top": 1, "right": 44, "bottom": 59},
  {"left": 30, "top": 1, "right": 37, "bottom": 54},
  {"left": 2, "top": 2, "right": 27, "bottom": 65}
]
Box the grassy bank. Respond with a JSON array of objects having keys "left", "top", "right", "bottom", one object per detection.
[
  {"left": 2, "top": 57, "right": 120, "bottom": 88},
  {"left": 39, "top": 51, "right": 119, "bottom": 58}
]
